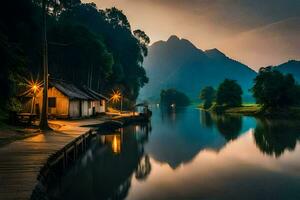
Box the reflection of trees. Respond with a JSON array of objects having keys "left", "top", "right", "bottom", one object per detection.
[
  {"left": 211, "top": 113, "right": 242, "bottom": 141},
  {"left": 200, "top": 111, "right": 213, "bottom": 128},
  {"left": 160, "top": 106, "right": 186, "bottom": 123},
  {"left": 135, "top": 155, "right": 151, "bottom": 181},
  {"left": 254, "top": 119, "right": 300, "bottom": 157}
]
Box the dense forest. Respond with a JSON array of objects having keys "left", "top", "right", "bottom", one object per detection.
[{"left": 0, "top": 0, "right": 150, "bottom": 112}]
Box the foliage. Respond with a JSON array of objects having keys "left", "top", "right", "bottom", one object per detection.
[
  {"left": 59, "top": 4, "right": 150, "bottom": 100},
  {"left": 160, "top": 89, "right": 190, "bottom": 107},
  {"left": 0, "top": 0, "right": 32, "bottom": 109},
  {"left": 251, "top": 67, "right": 299, "bottom": 109},
  {"left": 7, "top": 98, "right": 22, "bottom": 113},
  {"left": 48, "top": 24, "right": 113, "bottom": 90},
  {"left": 216, "top": 79, "right": 243, "bottom": 107},
  {"left": 0, "top": 0, "right": 150, "bottom": 110},
  {"left": 200, "top": 86, "right": 216, "bottom": 109}
]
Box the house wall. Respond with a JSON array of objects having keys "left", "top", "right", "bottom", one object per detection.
[
  {"left": 100, "top": 100, "right": 106, "bottom": 113},
  {"left": 81, "top": 100, "right": 90, "bottom": 117},
  {"left": 20, "top": 97, "right": 34, "bottom": 113},
  {"left": 94, "top": 100, "right": 106, "bottom": 113},
  {"left": 69, "top": 100, "right": 80, "bottom": 118},
  {"left": 37, "top": 87, "right": 69, "bottom": 118}
]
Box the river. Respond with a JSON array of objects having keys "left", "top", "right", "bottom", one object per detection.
[{"left": 48, "top": 106, "right": 300, "bottom": 200}]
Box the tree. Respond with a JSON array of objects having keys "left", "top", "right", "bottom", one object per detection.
[
  {"left": 59, "top": 4, "right": 149, "bottom": 102},
  {"left": 134, "top": 29, "right": 150, "bottom": 57},
  {"left": 200, "top": 86, "right": 216, "bottom": 109},
  {"left": 160, "top": 89, "right": 190, "bottom": 107},
  {"left": 216, "top": 79, "right": 242, "bottom": 107},
  {"left": 48, "top": 24, "right": 113, "bottom": 90},
  {"left": 0, "top": 0, "right": 150, "bottom": 120},
  {"left": 251, "top": 67, "right": 298, "bottom": 109}
]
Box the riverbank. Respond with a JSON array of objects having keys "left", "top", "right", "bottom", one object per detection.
[
  {"left": 199, "top": 104, "right": 300, "bottom": 118},
  {"left": 0, "top": 113, "right": 147, "bottom": 200}
]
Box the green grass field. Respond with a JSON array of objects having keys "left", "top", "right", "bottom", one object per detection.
[{"left": 225, "top": 104, "right": 261, "bottom": 115}]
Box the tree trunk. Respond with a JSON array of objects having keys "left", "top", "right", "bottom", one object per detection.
[{"left": 39, "top": 0, "right": 50, "bottom": 130}]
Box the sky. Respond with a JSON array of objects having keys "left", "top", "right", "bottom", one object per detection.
[{"left": 83, "top": 0, "right": 300, "bottom": 70}]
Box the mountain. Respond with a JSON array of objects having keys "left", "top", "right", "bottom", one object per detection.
[
  {"left": 140, "top": 35, "right": 257, "bottom": 100},
  {"left": 274, "top": 60, "right": 300, "bottom": 82}
]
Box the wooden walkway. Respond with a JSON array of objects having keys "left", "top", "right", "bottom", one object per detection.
[
  {"left": 0, "top": 120, "right": 94, "bottom": 200},
  {"left": 0, "top": 114, "right": 146, "bottom": 200}
]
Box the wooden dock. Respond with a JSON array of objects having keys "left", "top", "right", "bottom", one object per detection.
[
  {"left": 0, "top": 126, "right": 93, "bottom": 200},
  {"left": 0, "top": 114, "right": 150, "bottom": 200}
]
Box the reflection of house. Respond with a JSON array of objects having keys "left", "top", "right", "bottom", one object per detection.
[
  {"left": 101, "top": 134, "right": 122, "bottom": 154},
  {"left": 21, "top": 79, "right": 108, "bottom": 119}
]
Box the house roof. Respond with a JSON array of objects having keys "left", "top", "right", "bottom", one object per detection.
[
  {"left": 82, "top": 86, "right": 109, "bottom": 101},
  {"left": 49, "top": 79, "right": 108, "bottom": 101}
]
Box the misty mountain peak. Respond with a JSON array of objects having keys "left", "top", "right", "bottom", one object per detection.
[
  {"left": 164, "top": 35, "right": 201, "bottom": 53},
  {"left": 205, "top": 48, "right": 227, "bottom": 59},
  {"left": 167, "top": 35, "right": 180, "bottom": 42}
]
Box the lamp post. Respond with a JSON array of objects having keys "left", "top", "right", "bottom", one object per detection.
[
  {"left": 110, "top": 90, "right": 122, "bottom": 113},
  {"left": 30, "top": 84, "right": 38, "bottom": 115}
]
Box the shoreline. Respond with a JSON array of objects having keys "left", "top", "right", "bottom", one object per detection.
[
  {"left": 0, "top": 113, "right": 149, "bottom": 200},
  {"left": 32, "top": 113, "right": 149, "bottom": 199},
  {"left": 198, "top": 104, "right": 300, "bottom": 119}
]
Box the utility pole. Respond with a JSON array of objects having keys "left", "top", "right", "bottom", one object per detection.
[{"left": 39, "top": 0, "right": 50, "bottom": 130}]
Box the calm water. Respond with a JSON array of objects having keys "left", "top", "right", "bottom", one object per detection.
[{"left": 49, "top": 107, "right": 300, "bottom": 200}]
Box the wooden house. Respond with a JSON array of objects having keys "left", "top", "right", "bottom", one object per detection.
[{"left": 22, "top": 79, "right": 108, "bottom": 119}]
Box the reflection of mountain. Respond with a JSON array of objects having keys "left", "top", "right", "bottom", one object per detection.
[
  {"left": 254, "top": 119, "right": 300, "bottom": 157},
  {"left": 49, "top": 125, "right": 151, "bottom": 200},
  {"left": 146, "top": 108, "right": 255, "bottom": 169}
]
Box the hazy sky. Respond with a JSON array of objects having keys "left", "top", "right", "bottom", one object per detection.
[{"left": 83, "top": 0, "right": 300, "bottom": 70}]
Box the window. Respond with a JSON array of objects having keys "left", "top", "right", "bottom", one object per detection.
[{"left": 48, "top": 97, "right": 56, "bottom": 108}]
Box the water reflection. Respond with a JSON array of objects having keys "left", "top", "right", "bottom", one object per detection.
[
  {"left": 211, "top": 113, "right": 243, "bottom": 141},
  {"left": 146, "top": 109, "right": 254, "bottom": 169},
  {"left": 48, "top": 123, "right": 152, "bottom": 200},
  {"left": 101, "top": 133, "right": 122, "bottom": 154},
  {"left": 254, "top": 118, "right": 300, "bottom": 157},
  {"left": 200, "top": 111, "right": 213, "bottom": 128},
  {"left": 48, "top": 107, "right": 300, "bottom": 200}
]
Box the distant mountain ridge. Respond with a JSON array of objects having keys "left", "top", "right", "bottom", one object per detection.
[
  {"left": 140, "top": 35, "right": 257, "bottom": 100},
  {"left": 274, "top": 60, "right": 300, "bottom": 82}
]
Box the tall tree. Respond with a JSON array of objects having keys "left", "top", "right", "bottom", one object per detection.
[
  {"left": 216, "top": 79, "right": 243, "bottom": 107},
  {"left": 200, "top": 86, "right": 216, "bottom": 109},
  {"left": 252, "top": 67, "right": 298, "bottom": 109}
]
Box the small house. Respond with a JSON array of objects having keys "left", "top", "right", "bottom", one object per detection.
[{"left": 22, "top": 79, "right": 108, "bottom": 119}]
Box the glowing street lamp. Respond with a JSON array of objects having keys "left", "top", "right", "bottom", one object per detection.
[
  {"left": 110, "top": 90, "right": 123, "bottom": 112},
  {"left": 32, "top": 84, "right": 38, "bottom": 93},
  {"left": 28, "top": 80, "right": 41, "bottom": 115}
]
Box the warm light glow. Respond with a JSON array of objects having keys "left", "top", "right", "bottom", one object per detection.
[
  {"left": 112, "top": 135, "right": 121, "bottom": 154},
  {"left": 21, "top": 76, "right": 43, "bottom": 96},
  {"left": 32, "top": 84, "right": 38, "bottom": 92},
  {"left": 110, "top": 90, "right": 122, "bottom": 103}
]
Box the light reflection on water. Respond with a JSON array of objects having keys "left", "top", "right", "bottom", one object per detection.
[{"left": 49, "top": 106, "right": 300, "bottom": 200}]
